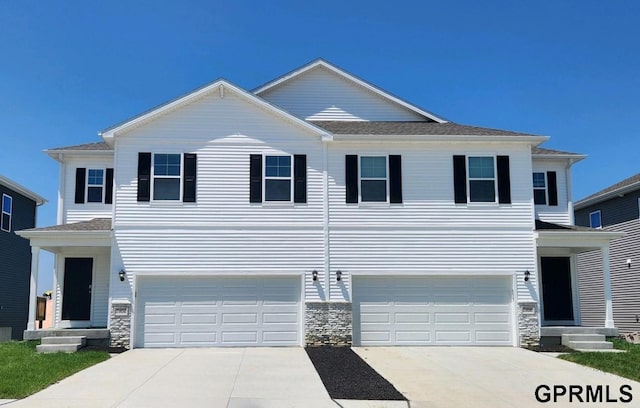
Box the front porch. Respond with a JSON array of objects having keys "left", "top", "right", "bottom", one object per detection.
[
  {"left": 16, "top": 219, "right": 112, "bottom": 337},
  {"left": 535, "top": 221, "right": 623, "bottom": 347}
]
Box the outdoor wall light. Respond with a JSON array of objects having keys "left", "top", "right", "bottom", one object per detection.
[
  {"left": 312, "top": 270, "right": 318, "bottom": 281},
  {"left": 524, "top": 270, "right": 531, "bottom": 282},
  {"left": 119, "top": 269, "right": 126, "bottom": 282},
  {"left": 627, "top": 259, "right": 632, "bottom": 269},
  {"left": 336, "top": 270, "right": 342, "bottom": 282}
]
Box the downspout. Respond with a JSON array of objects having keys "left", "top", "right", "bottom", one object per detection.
[
  {"left": 566, "top": 158, "right": 575, "bottom": 225},
  {"left": 57, "top": 153, "right": 65, "bottom": 224}
]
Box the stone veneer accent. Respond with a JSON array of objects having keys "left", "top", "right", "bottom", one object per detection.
[
  {"left": 518, "top": 301, "right": 540, "bottom": 347},
  {"left": 110, "top": 300, "right": 132, "bottom": 349},
  {"left": 305, "top": 302, "right": 352, "bottom": 346}
]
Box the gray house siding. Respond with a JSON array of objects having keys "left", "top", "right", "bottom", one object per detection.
[
  {"left": 575, "top": 190, "right": 640, "bottom": 228},
  {"left": 576, "top": 192, "right": 640, "bottom": 334},
  {"left": 0, "top": 184, "right": 37, "bottom": 340}
]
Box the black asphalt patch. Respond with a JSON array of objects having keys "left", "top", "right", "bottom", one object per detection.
[{"left": 306, "top": 346, "right": 406, "bottom": 400}]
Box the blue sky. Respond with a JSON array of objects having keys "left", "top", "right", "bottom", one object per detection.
[{"left": 1, "top": 1, "right": 639, "bottom": 291}]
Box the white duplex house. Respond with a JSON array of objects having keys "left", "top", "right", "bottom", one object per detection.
[{"left": 19, "top": 60, "right": 620, "bottom": 349}]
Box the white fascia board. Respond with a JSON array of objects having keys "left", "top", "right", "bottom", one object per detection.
[
  {"left": 44, "top": 149, "right": 114, "bottom": 162},
  {"left": 0, "top": 176, "right": 47, "bottom": 205},
  {"left": 575, "top": 182, "right": 640, "bottom": 210},
  {"left": 535, "top": 230, "right": 624, "bottom": 248},
  {"left": 15, "top": 230, "right": 112, "bottom": 247},
  {"left": 331, "top": 134, "right": 549, "bottom": 144},
  {"left": 99, "top": 80, "right": 332, "bottom": 142},
  {"left": 252, "top": 59, "right": 448, "bottom": 123}
]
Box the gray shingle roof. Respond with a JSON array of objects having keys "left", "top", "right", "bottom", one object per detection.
[
  {"left": 532, "top": 146, "right": 583, "bottom": 156},
  {"left": 310, "top": 121, "right": 538, "bottom": 136},
  {"left": 48, "top": 142, "right": 113, "bottom": 151},
  {"left": 535, "top": 220, "right": 596, "bottom": 232},
  {"left": 577, "top": 173, "right": 640, "bottom": 206},
  {"left": 21, "top": 218, "right": 112, "bottom": 232}
]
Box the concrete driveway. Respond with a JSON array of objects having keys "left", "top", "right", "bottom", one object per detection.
[
  {"left": 354, "top": 347, "right": 640, "bottom": 408},
  {"left": 8, "top": 348, "right": 335, "bottom": 408}
]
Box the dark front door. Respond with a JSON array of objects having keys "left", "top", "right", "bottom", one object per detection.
[
  {"left": 61, "top": 258, "right": 93, "bottom": 321},
  {"left": 541, "top": 257, "right": 574, "bottom": 322}
]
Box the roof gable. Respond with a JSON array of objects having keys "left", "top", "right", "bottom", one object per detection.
[
  {"left": 576, "top": 173, "right": 640, "bottom": 209},
  {"left": 99, "top": 79, "right": 332, "bottom": 142},
  {"left": 253, "top": 59, "right": 446, "bottom": 123}
]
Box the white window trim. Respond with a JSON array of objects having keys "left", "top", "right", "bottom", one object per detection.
[
  {"left": 589, "top": 210, "right": 602, "bottom": 229},
  {"left": 263, "top": 154, "right": 293, "bottom": 203},
  {"left": 533, "top": 172, "right": 547, "bottom": 206},
  {"left": 85, "top": 168, "right": 106, "bottom": 204},
  {"left": 1, "top": 194, "right": 12, "bottom": 233},
  {"left": 467, "top": 156, "right": 497, "bottom": 203},
  {"left": 151, "top": 153, "right": 183, "bottom": 202},
  {"left": 359, "top": 155, "right": 389, "bottom": 203}
]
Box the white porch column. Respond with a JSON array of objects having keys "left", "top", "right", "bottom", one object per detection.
[
  {"left": 26, "top": 246, "right": 40, "bottom": 331},
  {"left": 601, "top": 245, "right": 615, "bottom": 329}
]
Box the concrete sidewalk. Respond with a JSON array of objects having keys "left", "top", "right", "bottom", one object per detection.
[
  {"left": 354, "top": 346, "right": 640, "bottom": 408},
  {"left": 8, "top": 348, "right": 336, "bottom": 408}
]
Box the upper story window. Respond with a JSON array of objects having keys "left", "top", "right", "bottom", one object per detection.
[
  {"left": 468, "top": 156, "right": 496, "bottom": 202},
  {"left": 533, "top": 172, "right": 547, "bottom": 205},
  {"left": 531, "top": 171, "right": 558, "bottom": 206},
  {"left": 1, "top": 194, "right": 12, "bottom": 232},
  {"left": 264, "top": 155, "right": 292, "bottom": 201},
  {"left": 453, "top": 155, "right": 511, "bottom": 204},
  {"left": 137, "top": 153, "right": 197, "bottom": 203},
  {"left": 75, "top": 168, "right": 113, "bottom": 205},
  {"left": 153, "top": 154, "right": 182, "bottom": 200},
  {"left": 87, "top": 169, "right": 105, "bottom": 203},
  {"left": 590, "top": 210, "right": 602, "bottom": 229},
  {"left": 345, "top": 155, "right": 402, "bottom": 204},
  {"left": 360, "top": 156, "right": 387, "bottom": 202},
  {"left": 249, "top": 154, "right": 307, "bottom": 204}
]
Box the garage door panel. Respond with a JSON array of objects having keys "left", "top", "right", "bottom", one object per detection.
[
  {"left": 395, "top": 312, "right": 429, "bottom": 324},
  {"left": 396, "top": 331, "right": 430, "bottom": 342},
  {"left": 136, "top": 276, "right": 300, "bottom": 347},
  {"left": 354, "top": 276, "right": 513, "bottom": 346},
  {"left": 436, "top": 331, "right": 471, "bottom": 342}
]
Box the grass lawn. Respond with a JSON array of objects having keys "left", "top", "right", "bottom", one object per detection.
[
  {"left": 0, "top": 341, "right": 110, "bottom": 399},
  {"left": 559, "top": 338, "right": 640, "bottom": 382}
]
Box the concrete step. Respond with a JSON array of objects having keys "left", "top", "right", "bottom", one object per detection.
[
  {"left": 36, "top": 343, "right": 84, "bottom": 353},
  {"left": 41, "top": 336, "right": 86, "bottom": 346},
  {"left": 541, "top": 327, "right": 618, "bottom": 337},
  {"left": 567, "top": 341, "right": 613, "bottom": 350},
  {"left": 561, "top": 333, "right": 605, "bottom": 346}
]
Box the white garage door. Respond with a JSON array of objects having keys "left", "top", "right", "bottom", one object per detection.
[
  {"left": 353, "top": 276, "right": 513, "bottom": 346},
  {"left": 135, "top": 276, "right": 300, "bottom": 347}
]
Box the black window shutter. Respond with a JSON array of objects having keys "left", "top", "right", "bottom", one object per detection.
[
  {"left": 547, "top": 171, "right": 558, "bottom": 206},
  {"left": 453, "top": 156, "right": 467, "bottom": 204},
  {"left": 293, "top": 155, "right": 307, "bottom": 203},
  {"left": 105, "top": 168, "right": 114, "bottom": 204},
  {"left": 249, "top": 154, "right": 262, "bottom": 203},
  {"left": 74, "top": 168, "right": 86, "bottom": 204},
  {"left": 183, "top": 153, "right": 197, "bottom": 202},
  {"left": 137, "top": 153, "right": 152, "bottom": 202},
  {"left": 345, "top": 155, "right": 358, "bottom": 203},
  {"left": 497, "top": 155, "right": 511, "bottom": 204},
  {"left": 389, "top": 155, "right": 402, "bottom": 204}
]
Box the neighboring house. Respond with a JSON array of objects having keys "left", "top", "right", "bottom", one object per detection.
[
  {"left": 574, "top": 174, "right": 640, "bottom": 334},
  {"left": 17, "top": 59, "right": 621, "bottom": 349},
  {"left": 0, "top": 176, "right": 46, "bottom": 340}
]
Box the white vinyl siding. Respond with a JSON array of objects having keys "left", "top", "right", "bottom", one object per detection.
[
  {"left": 63, "top": 156, "right": 114, "bottom": 224},
  {"left": 258, "top": 66, "right": 425, "bottom": 122},
  {"left": 532, "top": 159, "right": 571, "bottom": 225},
  {"left": 327, "top": 142, "right": 536, "bottom": 303},
  {"left": 353, "top": 276, "right": 513, "bottom": 346},
  {"left": 135, "top": 276, "right": 300, "bottom": 347}
]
